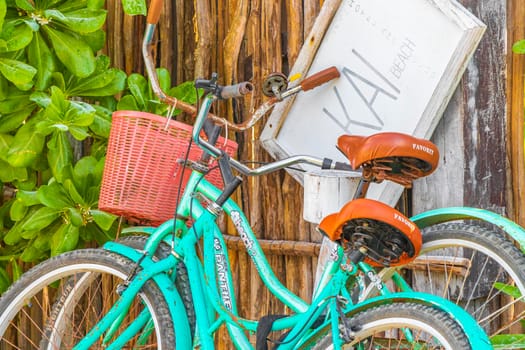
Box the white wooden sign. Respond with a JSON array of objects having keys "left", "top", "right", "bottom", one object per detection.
[{"left": 260, "top": 0, "right": 485, "bottom": 210}]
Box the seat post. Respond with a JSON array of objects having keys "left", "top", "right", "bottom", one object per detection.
[{"left": 353, "top": 179, "right": 370, "bottom": 199}]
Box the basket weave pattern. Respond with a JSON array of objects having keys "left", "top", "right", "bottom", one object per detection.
[{"left": 99, "top": 110, "right": 237, "bottom": 226}]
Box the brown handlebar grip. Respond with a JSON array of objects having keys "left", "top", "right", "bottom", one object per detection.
[
  {"left": 147, "top": 0, "right": 163, "bottom": 24},
  {"left": 300, "top": 66, "right": 340, "bottom": 91}
]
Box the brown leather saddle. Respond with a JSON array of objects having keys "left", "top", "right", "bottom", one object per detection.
[{"left": 337, "top": 132, "right": 439, "bottom": 187}]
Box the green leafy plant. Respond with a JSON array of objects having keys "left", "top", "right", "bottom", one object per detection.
[
  {"left": 513, "top": 40, "right": 525, "bottom": 55},
  {"left": 489, "top": 282, "right": 525, "bottom": 348},
  {"left": 117, "top": 68, "right": 200, "bottom": 116},
  {"left": 0, "top": 0, "right": 128, "bottom": 293},
  {"left": 0, "top": 0, "right": 199, "bottom": 295}
]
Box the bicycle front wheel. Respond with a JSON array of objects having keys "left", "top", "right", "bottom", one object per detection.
[
  {"left": 310, "top": 302, "right": 473, "bottom": 349},
  {"left": 406, "top": 223, "right": 525, "bottom": 338},
  {"left": 0, "top": 249, "right": 175, "bottom": 349}
]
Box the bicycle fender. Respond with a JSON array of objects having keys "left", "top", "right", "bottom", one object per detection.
[
  {"left": 345, "top": 292, "right": 492, "bottom": 349},
  {"left": 103, "top": 242, "right": 193, "bottom": 349},
  {"left": 411, "top": 206, "right": 525, "bottom": 249}
]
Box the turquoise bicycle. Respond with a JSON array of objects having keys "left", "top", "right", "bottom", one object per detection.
[{"left": 0, "top": 64, "right": 493, "bottom": 349}]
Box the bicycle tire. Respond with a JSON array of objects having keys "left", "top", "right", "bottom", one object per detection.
[
  {"left": 396, "top": 222, "right": 525, "bottom": 339},
  {"left": 117, "top": 235, "right": 196, "bottom": 338},
  {"left": 0, "top": 248, "right": 176, "bottom": 349},
  {"left": 309, "top": 302, "right": 472, "bottom": 349}
]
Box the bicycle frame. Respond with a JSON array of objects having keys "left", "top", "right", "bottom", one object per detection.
[{"left": 65, "top": 165, "right": 492, "bottom": 349}]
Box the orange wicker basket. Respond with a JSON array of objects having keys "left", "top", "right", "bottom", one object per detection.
[{"left": 99, "top": 110, "right": 238, "bottom": 226}]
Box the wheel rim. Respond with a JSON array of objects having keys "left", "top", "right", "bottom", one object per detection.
[
  {"left": 413, "top": 238, "right": 525, "bottom": 336},
  {"left": 0, "top": 263, "right": 162, "bottom": 349}
]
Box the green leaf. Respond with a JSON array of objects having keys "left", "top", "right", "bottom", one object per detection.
[
  {"left": 21, "top": 206, "right": 61, "bottom": 231},
  {"left": 74, "top": 156, "right": 98, "bottom": 182},
  {"left": 0, "top": 0, "right": 6, "bottom": 31},
  {"left": 47, "top": 132, "right": 74, "bottom": 182},
  {"left": 122, "top": 0, "right": 146, "bottom": 16},
  {"left": 16, "top": 190, "right": 40, "bottom": 206},
  {"left": 30, "top": 91, "right": 51, "bottom": 108},
  {"left": 10, "top": 258, "right": 22, "bottom": 281},
  {"left": 87, "top": 0, "right": 105, "bottom": 9},
  {"left": 156, "top": 68, "right": 171, "bottom": 92},
  {"left": 512, "top": 40, "right": 525, "bottom": 54},
  {"left": 116, "top": 94, "right": 139, "bottom": 111},
  {"left": 0, "top": 20, "right": 33, "bottom": 52},
  {"left": 126, "top": 73, "right": 148, "bottom": 109},
  {"left": 71, "top": 156, "right": 96, "bottom": 195},
  {"left": 64, "top": 178, "right": 85, "bottom": 204},
  {"left": 15, "top": 0, "right": 35, "bottom": 12},
  {"left": 0, "top": 58, "right": 36, "bottom": 90},
  {"left": 78, "top": 29, "right": 106, "bottom": 52},
  {"left": 0, "top": 266, "right": 10, "bottom": 293},
  {"left": 42, "top": 25, "right": 96, "bottom": 78},
  {"left": 37, "top": 181, "right": 74, "bottom": 209},
  {"left": 68, "top": 100, "right": 96, "bottom": 126},
  {"left": 6, "top": 122, "right": 45, "bottom": 168},
  {"left": 56, "top": 0, "right": 89, "bottom": 12},
  {"left": 89, "top": 109, "right": 111, "bottom": 137},
  {"left": 0, "top": 158, "right": 28, "bottom": 182},
  {"left": 0, "top": 74, "right": 7, "bottom": 101},
  {"left": 50, "top": 72, "right": 66, "bottom": 91},
  {"left": 68, "top": 68, "right": 126, "bottom": 97},
  {"left": 51, "top": 223, "right": 79, "bottom": 256},
  {"left": 3, "top": 221, "right": 24, "bottom": 245},
  {"left": 9, "top": 199, "right": 28, "bottom": 221},
  {"left": 0, "top": 133, "right": 13, "bottom": 159},
  {"left": 493, "top": 282, "right": 522, "bottom": 298},
  {"left": 33, "top": 230, "right": 53, "bottom": 251},
  {"left": 27, "top": 31, "right": 56, "bottom": 91},
  {"left": 169, "top": 80, "right": 200, "bottom": 105},
  {"left": 90, "top": 209, "right": 116, "bottom": 230},
  {"left": 21, "top": 228, "right": 39, "bottom": 239},
  {"left": 68, "top": 125, "right": 90, "bottom": 140},
  {"left": 20, "top": 243, "right": 44, "bottom": 262},
  {"left": 47, "top": 8, "right": 107, "bottom": 33},
  {"left": 0, "top": 198, "right": 13, "bottom": 231},
  {"left": 0, "top": 107, "right": 33, "bottom": 133},
  {"left": 13, "top": 172, "right": 37, "bottom": 190},
  {"left": 0, "top": 89, "right": 31, "bottom": 114},
  {"left": 491, "top": 334, "right": 525, "bottom": 349},
  {"left": 46, "top": 86, "right": 69, "bottom": 118},
  {"left": 68, "top": 207, "right": 84, "bottom": 226},
  {"left": 82, "top": 222, "right": 114, "bottom": 244}
]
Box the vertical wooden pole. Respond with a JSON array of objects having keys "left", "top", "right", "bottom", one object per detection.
[
  {"left": 194, "top": 0, "right": 213, "bottom": 77},
  {"left": 244, "top": 1, "right": 264, "bottom": 343},
  {"left": 461, "top": 0, "right": 508, "bottom": 213},
  {"left": 158, "top": 0, "right": 173, "bottom": 74},
  {"left": 508, "top": 0, "right": 525, "bottom": 224}
]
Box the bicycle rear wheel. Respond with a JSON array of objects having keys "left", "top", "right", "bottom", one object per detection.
[
  {"left": 397, "top": 222, "right": 525, "bottom": 340},
  {"left": 0, "top": 249, "right": 175, "bottom": 349},
  {"left": 309, "top": 302, "right": 473, "bottom": 349}
]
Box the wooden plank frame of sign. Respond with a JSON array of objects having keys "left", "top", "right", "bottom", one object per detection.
[
  {"left": 260, "top": 0, "right": 486, "bottom": 287},
  {"left": 260, "top": 0, "right": 486, "bottom": 211}
]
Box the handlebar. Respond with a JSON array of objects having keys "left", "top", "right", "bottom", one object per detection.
[
  {"left": 146, "top": 0, "right": 163, "bottom": 24},
  {"left": 142, "top": 14, "right": 339, "bottom": 131},
  {"left": 142, "top": 3, "right": 351, "bottom": 177},
  {"left": 195, "top": 74, "right": 254, "bottom": 99},
  {"left": 192, "top": 89, "right": 354, "bottom": 176}
]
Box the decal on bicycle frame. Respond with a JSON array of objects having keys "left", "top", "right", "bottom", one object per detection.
[
  {"left": 366, "top": 270, "right": 383, "bottom": 291},
  {"left": 329, "top": 244, "right": 339, "bottom": 262},
  {"left": 214, "top": 237, "right": 233, "bottom": 311},
  {"left": 231, "top": 211, "right": 255, "bottom": 252}
]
